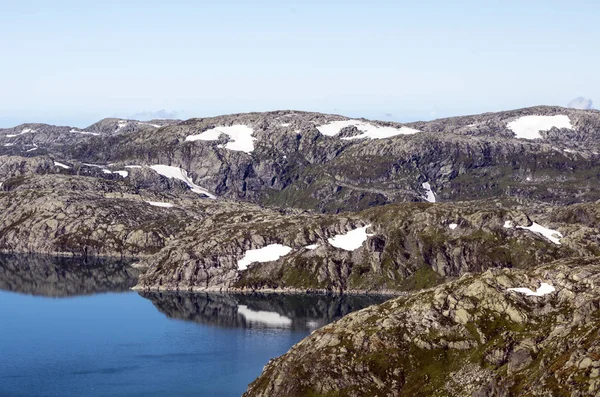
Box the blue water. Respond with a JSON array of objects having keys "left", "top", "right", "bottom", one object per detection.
[
  {"left": 0, "top": 255, "right": 387, "bottom": 397},
  {"left": 0, "top": 290, "right": 308, "bottom": 397}
]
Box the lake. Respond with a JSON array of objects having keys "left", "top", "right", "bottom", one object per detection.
[{"left": 0, "top": 254, "right": 388, "bottom": 397}]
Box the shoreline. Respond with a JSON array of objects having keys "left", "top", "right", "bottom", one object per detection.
[{"left": 131, "top": 284, "right": 407, "bottom": 296}]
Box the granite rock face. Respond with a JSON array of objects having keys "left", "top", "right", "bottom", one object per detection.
[
  {"left": 244, "top": 259, "right": 600, "bottom": 397},
  {"left": 3, "top": 106, "right": 600, "bottom": 213}
]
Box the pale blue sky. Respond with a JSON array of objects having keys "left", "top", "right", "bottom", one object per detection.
[{"left": 1, "top": 0, "right": 598, "bottom": 127}]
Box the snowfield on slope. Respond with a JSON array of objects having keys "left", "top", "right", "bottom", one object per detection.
[
  {"left": 146, "top": 201, "right": 174, "bottom": 208},
  {"left": 53, "top": 161, "right": 71, "bottom": 169},
  {"left": 328, "top": 225, "right": 373, "bottom": 251},
  {"left": 150, "top": 165, "right": 216, "bottom": 199},
  {"left": 237, "top": 305, "right": 292, "bottom": 327},
  {"left": 507, "top": 115, "right": 572, "bottom": 139},
  {"left": 507, "top": 282, "right": 556, "bottom": 296},
  {"left": 6, "top": 128, "right": 35, "bottom": 138},
  {"left": 237, "top": 244, "right": 293, "bottom": 271},
  {"left": 422, "top": 182, "right": 436, "bottom": 203},
  {"left": 70, "top": 129, "right": 100, "bottom": 136},
  {"left": 185, "top": 125, "right": 256, "bottom": 154},
  {"left": 317, "top": 120, "right": 419, "bottom": 140},
  {"left": 517, "top": 222, "right": 563, "bottom": 245}
]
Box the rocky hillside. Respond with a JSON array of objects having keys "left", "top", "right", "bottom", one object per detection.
[
  {"left": 3, "top": 106, "right": 600, "bottom": 213},
  {"left": 245, "top": 258, "right": 600, "bottom": 396},
  {"left": 132, "top": 196, "right": 600, "bottom": 293},
  {"left": 2, "top": 107, "right": 600, "bottom": 294}
]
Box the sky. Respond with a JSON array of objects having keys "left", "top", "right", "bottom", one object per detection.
[{"left": 1, "top": 0, "right": 599, "bottom": 127}]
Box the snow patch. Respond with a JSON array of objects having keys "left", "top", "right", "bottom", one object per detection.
[
  {"left": 422, "top": 182, "right": 436, "bottom": 203},
  {"left": 507, "top": 283, "right": 556, "bottom": 297},
  {"left": 124, "top": 165, "right": 142, "bottom": 169},
  {"left": 146, "top": 201, "right": 174, "bottom": 208},
  {"left": 137, "top": 122, "right": 162, "bottom": 128},
  {"left": 503, "top": 220, "right": 514, "bottom": 229},
  {"left": 70, "top": 129, "right": 100, "bottom": 136},
  {"left": 237, "top": 244, "right": 293, "bottom": 271},
  {"left": 185, "top": 125, "right": 256, "bottom": 154},
  {"left": 317, "top": 119, "right": 419, "bottom": 140},
  {"left": 25, "top": 147, "right": 38, "bottom": 152},
  {"left": 328, "top": 225, "right": 373, "bottom": 251},
  {"left": 449, "top": 223, "right": 458, "bottom": 230},
  {"left": 54, "top": 161, "right": 71, "bottom": 169},
  {"left": 3, "top": 143, "right": 15, "bottom": 147},
  {"left": 150, "top": 165, "right": 216, "bottom": 199},
  {"left": 112, "top": 170, "right": 128, "bottom": 178},
  {"left": 7, "top": 128, "right": 35, "bottom": 138},
  {"left": 280, "top": 123, "right": 291, "bottom": 127},
  {"left": 507, "top": 115, "right": 572, "bottom": 140},
  {"left": 237, "top": 305, "right": 292, "bottom": 328},
  {"left": 305, "top": 244, "right": 319, "bottom": 250},
  {"left": 517, "top": 222, "right": 563, "bottom": 245}
]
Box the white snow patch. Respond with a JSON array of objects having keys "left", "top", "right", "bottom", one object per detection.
[
  {"left": 3, "top": 143, "right": 14, "bottom": 147},
  {"left": 449, "top": 223, "right": 458, "bottom": 230},
  {"left": 25, "top": 147, "right": 38, "bottom": 152},
  {"left": 70, "top": 129, "right": 100, "bottom": 136},
  {"left": 113, "top": 170, "right": 128, "bottom": 177},
  {"left": 517, "top": 222, "right": 563, "bottom": 245},
  {"left": 137, "top": 122, "right": 162, "bottom": 128},
  {"left": 237, "top": 305, "right": 292, "bottom": 328},
  {"left": 102, "top": 169, "right": 112, "bottom": 174},
  {"left": 150, "top": 165, "right": 216, "bottom": 199},
  {"left": 507, "top": 115, "right": 572, "bottom": 140},
  {"left": 317, "top": 119, "right": 419, "bottom": 140},
  {"left": 185, "top": 125, "right": 256, "bottom": 154},
  {"left": 507, "top": 283, "right": 556, "bottom": 297},
  {"left": 563, "top": 148, "right": 577, "bottom": 153},
  {"left": 7, "top": 128, "right": 35, "bottom": 138},
  {"left": 115, "top": 120, "right": 129, "bottom": 132},
  {"left": 54, "top": 161, "right": 71, "bottom": 169},
  {"left": 124, "top": 165, "right": 142, "bottom": 169},
  {"left": 280, "top": 123, "right": 291, "bottom": 127},
  {"left": 422, "top": 182, "right": 436, "bottom": 203},
  {"left": 305, "top": 244, "right": 319, "bottom": 250},
  {"left": 504, "top": 220, "right": 514, "bottom": 229},
  {"left": 328, "top": 225, "right": 373, "bottom": 251},
  {"left": 526, "top": 177, "right": 532, "bottom": 181},
  {"left": 146, "top": 201, "right": 174, "bottom": 208},
  {"left": 237, "top": 244, "right": 293, "bottom": 271}
]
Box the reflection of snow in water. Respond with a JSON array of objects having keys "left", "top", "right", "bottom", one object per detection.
[{"left": 237, "top": 305, "right": 292, "bottom": 328}]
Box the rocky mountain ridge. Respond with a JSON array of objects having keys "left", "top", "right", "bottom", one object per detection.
[{"left": 3, "top": 106, "right": 600, "bottom": 213}]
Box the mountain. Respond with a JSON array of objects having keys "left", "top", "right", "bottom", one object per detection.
[
  {"left": 2, "top": 106, "right": 600, "bottom": 294},
  {"left": 3, "top": 106, "right": 600, "bottom": 214},
  {"left": 2, "top": 105, "right": 600, "bottom": 395}
]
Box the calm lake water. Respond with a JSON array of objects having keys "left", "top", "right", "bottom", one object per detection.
[{"left": 0, "top": 254, "right": 388, "bottom": 397}]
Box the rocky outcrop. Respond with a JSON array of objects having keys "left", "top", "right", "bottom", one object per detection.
[
  {"left": 245, "top": 258, "right": 600, "bottom": 397},
  {"left": 135, "top": 199, "right": 600, "bottom": 293}
]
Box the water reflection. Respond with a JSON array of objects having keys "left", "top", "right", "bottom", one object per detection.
[
  {"left": 140, "top": 291, "right": 390, "bottom": 330},
  {"left": 0, "top": 253, "right": 390, "bottom": 331},
  {"left": 0, "top": 253, "right": 140, "bottom": 297}
]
